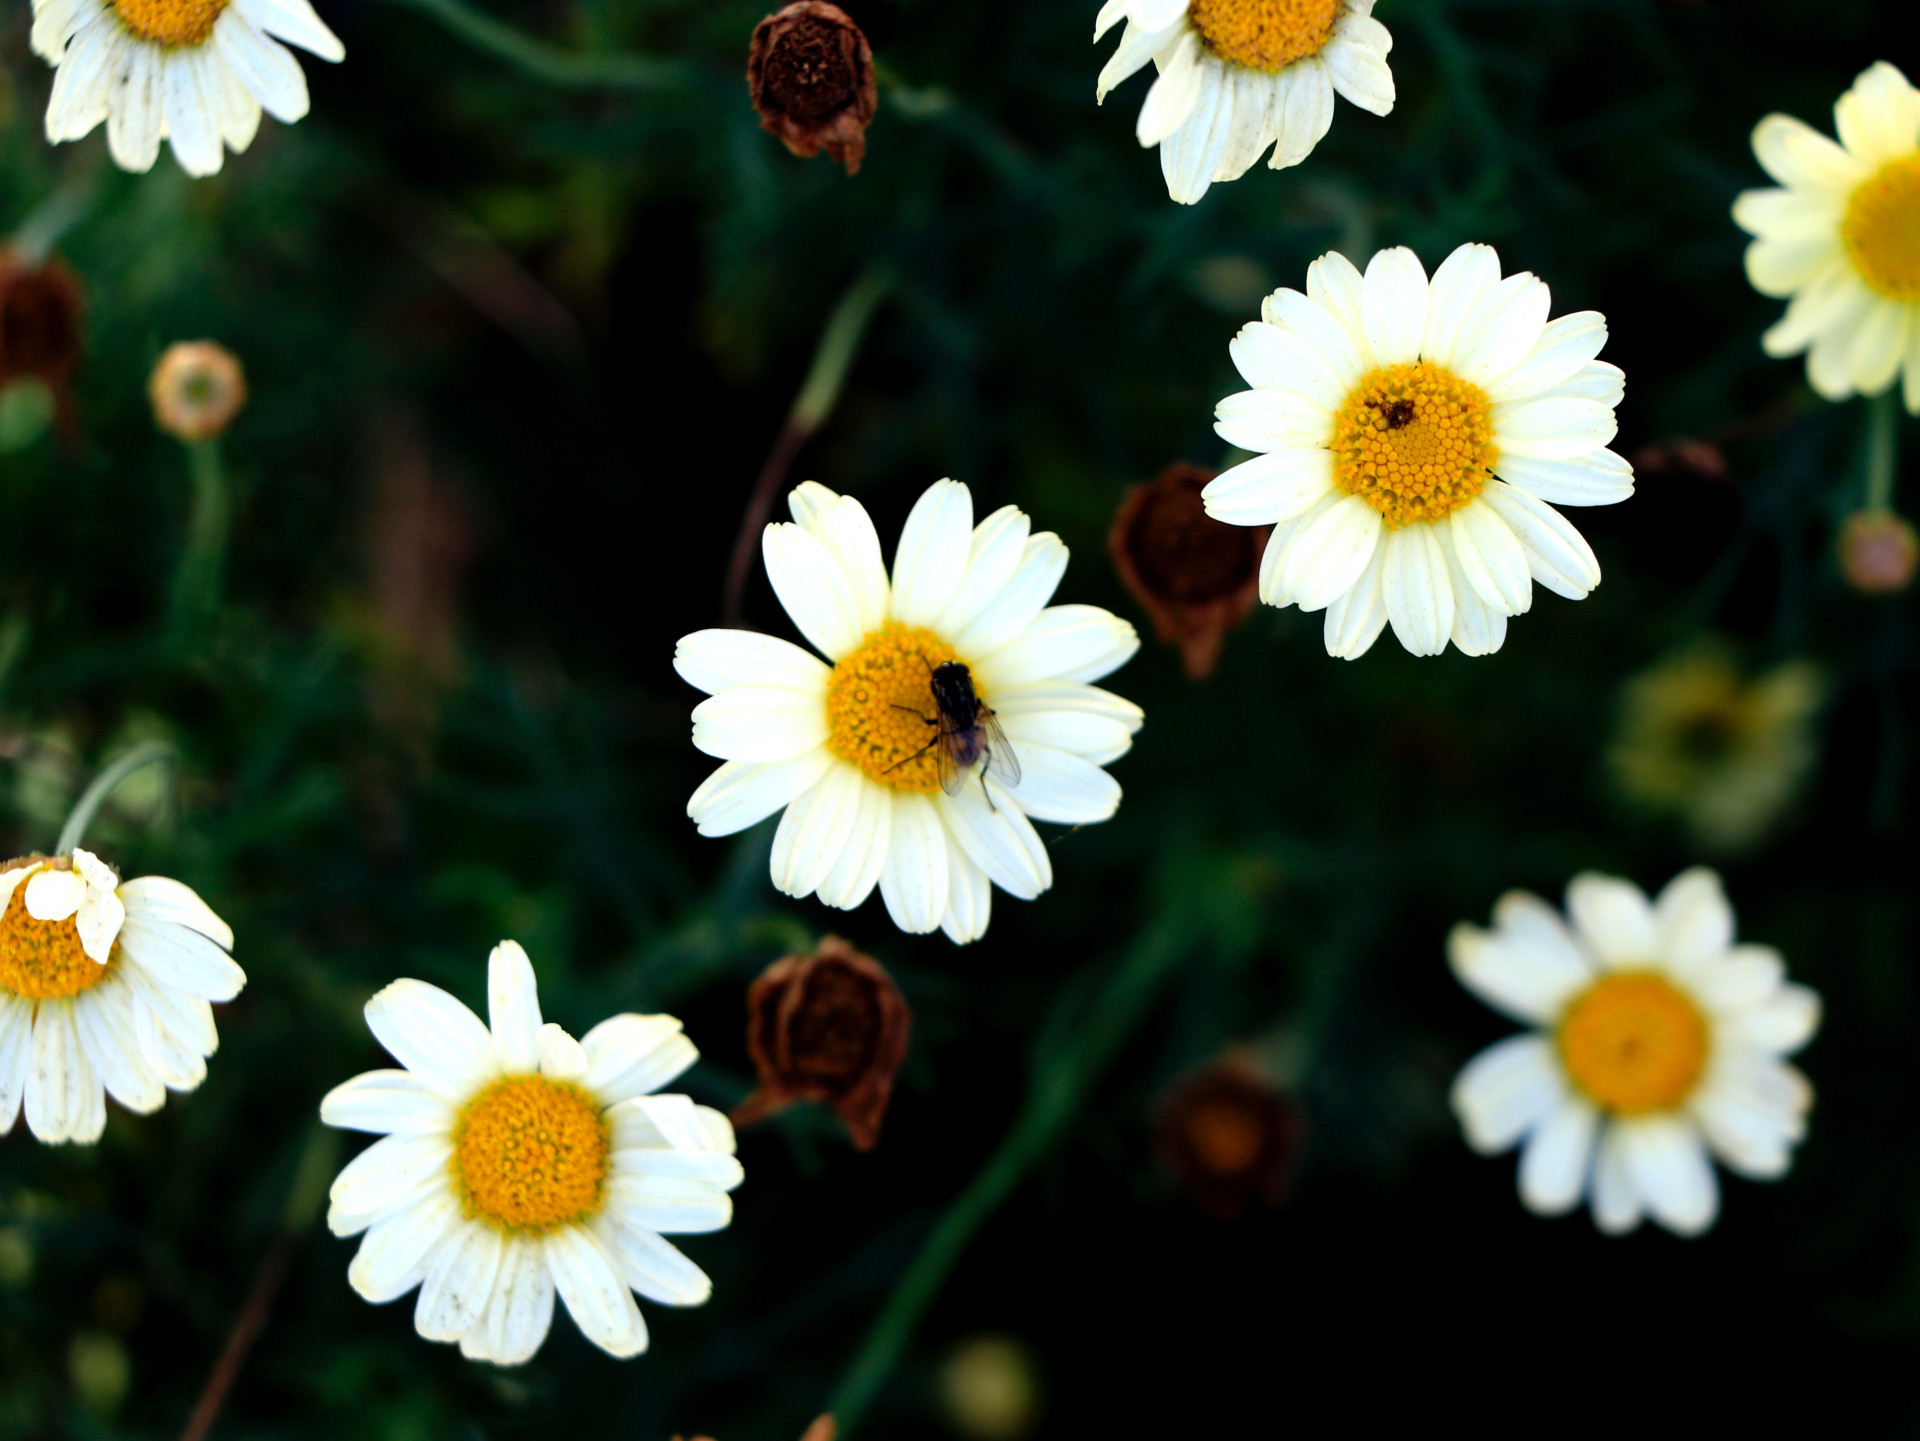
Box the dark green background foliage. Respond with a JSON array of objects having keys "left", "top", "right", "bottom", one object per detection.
[{"left": 2, "top": 0, "right": 1916, "bottom": 1434}]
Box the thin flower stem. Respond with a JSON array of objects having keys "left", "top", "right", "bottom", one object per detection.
[
  {"left": 827, "top": 913, "right": 1187, "bottom": 1436},
  {"left": 169, "top": 440, "right": 230, "bottom": 642},
  {"left": 722, "top": 265, "right": 897, "bottom": 626},
  {"left": 55, "top": 740, "right": 175, "bottom": 855},
  {"left": 1864, "top": 387, "right": 1901, "bottom": 513},
  {"left": 6, "top": 167, "right": 99, "bottom": 266},
  {"left": 380, "top": 0, "right": 696, "bottom": 90}
]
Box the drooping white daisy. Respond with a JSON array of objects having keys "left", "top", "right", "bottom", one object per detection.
[
  {"left": 30, "top": 0, "right": 344, "bottom": 178},
  {"left": 320, "top": 941, "right": 740, "bottom": 1364},
  {"left": 1202, "top": 242, "right": 1634, "bottom": 658},
  {"left": 0, "top": 850, "right": 241, "bottom": 1145},
  {"left": 1094, "top": 0, "right": 1393, "bottom": 205},
  {"left": 1449, "top": 869, "right": 1818, "bottom": 1237},
  {"left": 1734, "top": 62, "right": 1920, "bottom": 412},
  {"left": 676, "top": 479, "right": 1142, "bottom": 945}
]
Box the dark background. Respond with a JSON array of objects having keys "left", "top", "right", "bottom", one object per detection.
[{"left": 3, "top": 0, "right": 1916, "bottom": 1434}]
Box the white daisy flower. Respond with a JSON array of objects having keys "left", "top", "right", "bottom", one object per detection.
[
  {"left": 1733, "top": 61, "right": 1920, "bottom": 412},
  {"left": 0, "top": 849, "right": 241, "bottom": 1146},
  {"left": 30, "top": 0, "right": 345, "bottom": 178},
  {"left": 1094, "top": 0, "right": 1393, "bottom": 205},
  {"left": 1449, "top": 869, "right": 1819, "bottom": 1237},
  {"left": 1201, "top": 242, "right": 1634, "bottom": 658},
  {"left": 320, "top": 941, "right": 741, "bottom": 1364},
  {"left": 676, "top": 479, "right": 1142, "bottom": 945}
]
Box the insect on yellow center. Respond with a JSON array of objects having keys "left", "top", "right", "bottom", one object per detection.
[
  {"left": 1557, "top": 972, "right": 1709, "bottom": 1116},
  {"left": 1842, "top": 154, "right": 1920, "bottom": 303},
  {"left": 1186, "top": 0, "right": 1341, "bottom": 73},
  {"left": 0, "top": 872, "right": 114, "bottom": 1001},
  {"left": 826, "top": 622, "right": 960, "bottom": 792},
  {"left": 109, "top": 0, "right": 228, "bottom": 47},
  {"left": 451, "top": 1075, "right": 611, "bottom": 1231},
  {"left": 1330, "top": 361, "right": 1500, "bottom": 529}
]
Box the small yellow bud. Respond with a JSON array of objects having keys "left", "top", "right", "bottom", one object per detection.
[{"left": 149, "top": 341, "right": 246, "bottom": 442}]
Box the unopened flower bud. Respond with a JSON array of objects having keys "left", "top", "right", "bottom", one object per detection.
[
  {"left": 0, "top": 249, "right": 85, "bottom": 391},
  {"left": 748, "top": 2, "right": 878, "bottom": 176},
  {"left": 733, "top": 935, "right": 909, "bottom": 1150},
  {"left": 149, "top": 341, "right": 246, "bottom": 442},
  {"left": 1152, "top": 1052, "right": 1301, "bottom": 1219},
  {"left": 1108, "top": 463, "right": 1267, "bottom": 679},
  {"left": 1838, "top": 510, "right": 1918, "bottom": 595}
]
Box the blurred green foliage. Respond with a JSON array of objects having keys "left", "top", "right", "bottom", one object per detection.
[{"left": 3, "top": 0, "right": 1917, "bottom": 1435}]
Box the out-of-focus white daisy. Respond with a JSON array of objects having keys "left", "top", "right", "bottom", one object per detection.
[
  {"left": 30, "top": 0, "right": 344, "bottom": 178},
  {"left": 320, "top": 941, "right": 740, "bottom": 1364},
  {"left": 1202, "top": 242, "right": 1633, "bottom": 658},
  {"left": 676, "top": 479, "right": 1141, "bottom": 945},
  {"left": 1734, "top": 62, "right": 1920, "bottom": 412},
  {"left": 1094, "top": 0, "right": 1393, "bottom": 204},
  {"left": 1450, "top": 869, "right": 1818, "bottom": 1237},
  {"left": 0, "top": 850, "right": 240, "bottom": 1145}
]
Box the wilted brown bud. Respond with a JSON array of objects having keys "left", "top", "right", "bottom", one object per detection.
[
  {"left": 1152, "top": 1053, "right": 1301, "bottom": 1220},
  {"left": 1838, "top": 510, "right": 1918, "bottom": 595},
  {"left": 748, "top": 2, "right": 878, "bottom": 175},
  {"left": 800, "top": 1418, "right": 838, "bottom": 1441},
  {"left": 1108, "top": 463, "right": 1267, "bottom": 680},
  {"left": 149, "top": 341, "right": 246, "bottom": 442},
  {"left": 732, "top": 935, "right": 909, "bottom": 1150},
  {"left": 0, "top": 250, "right": 85, "bottom": 391}
]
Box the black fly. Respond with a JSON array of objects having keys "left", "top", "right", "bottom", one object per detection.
[{"left": 888, "top": 661, "right": 1022, "bottom": 805}]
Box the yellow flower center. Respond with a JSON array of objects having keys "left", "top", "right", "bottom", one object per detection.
[
  {"left": 1842, "top": 154, "right": 1920, "bottom": 302},
  {"left": 1557, "top": 972, "right": 1708, "bottom": 1116},
  {"left": 825, "top": 622, "right": 959, "bottom": 792},
  {"left": 451, "top": 1076, "right": 611, "bottom": 1231},
  {"left": 1330, "top": 362, "right": 1500, "bottom": 529},
  {"left": 1185, "top": 0, "right": 1341, "bottom": 72},
  {"left": 109, "top": 0, "right": 228, "bottom": 47},
  {"left": 0, "top": 877, "right": 114, "bottom": 1001}
]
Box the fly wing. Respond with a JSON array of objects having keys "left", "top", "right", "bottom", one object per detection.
[
  {"left": 934, "top": 723, "right": 969, "bottom": 797},
  {"left": 978, "top": 707, "right": 1021, "bottom": 792}
]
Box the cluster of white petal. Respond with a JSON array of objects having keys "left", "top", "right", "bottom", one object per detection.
[
  {"left": 1450, "top": 869, "right": 1818, "bottom": 1237},
  {"left": 31, "top": 0, "right": 343, "bottom": 176},
  {"left": 1734, "top": 62, "right": 1920, "bottom": 412},
  {"left": 678, "top": 479, "right": 1141, "bottom": 944},
  {"left": 1095, "top": 0, "right": 1393, "bottom": 203},
  {"left": 321, "top": 942, "right": 741, "bottom": 1364},
  {"left": 1204, "top": 243, "right": 1633, "bottom": 658},
  {"left": 0, "top": 854, "right": 241, "bottom": 1145}
]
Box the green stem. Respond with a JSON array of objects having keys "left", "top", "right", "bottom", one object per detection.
[
  {"left": 169, "top": 440, "right": 230, "bottom": 640},
  {"left": 381, "top": 0, "right": 694, "bottom": 89},
  {"left": 1864, "top": 387, "right": 1901, "bottom": 514},
  {"left": 827, "top": 914, "right": 1186, "bottom": 1436},
  {"left": 55, "top": 741, "right": 176, "bottom": 855}
]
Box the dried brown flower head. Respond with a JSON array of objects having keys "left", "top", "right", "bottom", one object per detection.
[
  {"left": 1838, "top": 510, "right": 1918, "bottom": 595},
  {"left": 0, "top": 249, "right": 85, "bottom": 391},
  {"left": 748, "top": 2, "right": 878, "bottom": 175},
  {"left": 149, "top": 341, "right": 246, "bottom": 442},
  {"left": 1152, "top": 1053, "right": 1301, "bottom": 1220},
  {"left": 1108, "top": 463, "right": 1267, "bottom": 679},
  {"left": 732, "top": 935, "right": 909, "bottom": 1150}
]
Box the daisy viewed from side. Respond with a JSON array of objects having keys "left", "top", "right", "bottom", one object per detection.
[
  {"left": 30, "top": 0, "right": 344, "bottom": 177},
  {"left": 1202, "top": 242, "right": 1633, "bottom": 658},
  {"left": 1734, "top": 62, "right": 1920, "bottom": 411},
  {"left": 1094, "top": 0, "right": 1393, "bottom": 204},
  {"left": 1450, "top": 869, "right": 1818, "bottom": 1237},
  {"left": 0, "top": 850, "right": 240, "bottom": 1145},
  {"left": 677, "top": 479, "right": 1142, "bottom": 944},
  {"left": 321, "top": 941, "right": 740, "bottom": 1364}
]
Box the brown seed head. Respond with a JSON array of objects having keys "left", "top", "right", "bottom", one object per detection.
[
  {"left": 748, "top": 2, "right": 878, "bottom": 175},
  {"left": 1838, "top": 510, "right": 1919, "bottom": 595},
  {"left": 732, "top": 935, "right": 910, "bottom": 1150},
  {"left": 1152, "top": 1052, "right": 1301, "bottom": 1220},
  {"left": 0, "top": 250, "right": 85, "bottom": 391},
  {"left": 1108, "top": 463, "right": 1268, "bottom": 680},
  {"left": 149, "top": 341, "right": 247, "bottom": 442}
]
